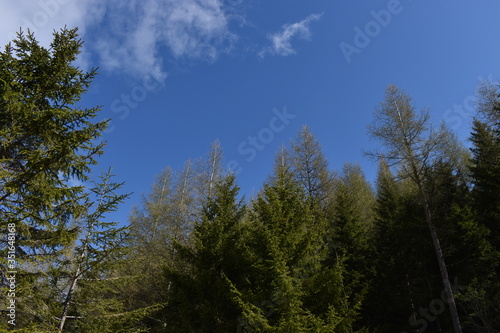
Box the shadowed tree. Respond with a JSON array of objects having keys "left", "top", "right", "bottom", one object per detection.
[{"left": 367, "top": 85, "right": 462, "bottom": 333}]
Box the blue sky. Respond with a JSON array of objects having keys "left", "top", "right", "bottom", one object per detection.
[{"left": 2, "top": 0, "right": 500, "bottom": 224}]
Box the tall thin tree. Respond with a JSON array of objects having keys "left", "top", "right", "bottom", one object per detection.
[{"left": 367, "top": 85, "right": 462, "bottom": 332}]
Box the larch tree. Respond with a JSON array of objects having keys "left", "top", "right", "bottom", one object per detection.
[
  {"left": 195, "top": 139, "right": 224, "bottom": 204},
  {"left": 367, "top": 85, "right": 462, "bottom": 333},
  {"left": 123, "top": 167, "right": 177, "bottom": 329},
  {"left": 289, "top": 125, "right": 334, "bottom": 207}
]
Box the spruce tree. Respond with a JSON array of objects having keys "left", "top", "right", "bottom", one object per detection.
[
  {"left": 470, "top": 119, "right": 500, "bottom": 252},
  {"left": 242, "top": 160, "right": 352, "bottom": 332},
  {"left": 56, "top": 170, "right": 140, "bottom": 333},
  {"left": 0, "top": 28, "right": 107, "bottom": 330},
  {"left": 163, "top": 174, "right": 250, "bottom": 332}
]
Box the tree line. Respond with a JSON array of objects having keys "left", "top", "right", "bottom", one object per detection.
[{"left": 0, "top": 28, "right": 499, "bottom": 333}]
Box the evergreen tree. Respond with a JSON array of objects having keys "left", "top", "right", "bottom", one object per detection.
[
  {"left": 470, "top": 119, "right": 500, "bottom": 252},
  {"left": 326, "top": 162, "right": 376, "bottom": 331},
  {"left": 463, "top": 81, "right": 500, "bottom": 331},
  {"left": 364, "top": 160, "right": 441, "bottom": 332},
  {"left": 241, "top": 162, "right": 352, "bottom": 332},
  {"left": 0, "top": 28, "right": 108, "bottom": 330},
  {"left": 163, "top": 174, "right": 250, "bottom": 332},
  {"left": 57, "top": 169, "right": 140, "bottom": 333}
]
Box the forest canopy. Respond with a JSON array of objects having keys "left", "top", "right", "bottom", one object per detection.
[{"left": 0, "top": 29, "right": 499, "bottom": 333}]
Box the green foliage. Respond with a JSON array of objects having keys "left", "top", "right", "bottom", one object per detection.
[
  {"left": 0, "top": 28, "right": 110, "bottom": 332},
  {"left": 162, "top": 174, "right": 249, "bottom": 332},
  {"left": 3, "top": 28, "right": 500, "bottom": 332},
  {"left": 470, "top": 119, "right": 500, "bottom": 251}
]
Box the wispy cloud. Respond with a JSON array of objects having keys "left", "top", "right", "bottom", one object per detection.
[
  {"left": 0, "top": 0, "right": 236, "bottom": 80},
  {"left": 90, "top": 0, "right": 236, "bottom": 80},
  {"left": 260, "top": 13, "right": 322, "bottom": 57}
]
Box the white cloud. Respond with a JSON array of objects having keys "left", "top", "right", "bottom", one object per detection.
[
  {"left": 260, "top": 13, "right": 322, "bottom": 57},
  {"left": 0, "top": 0, "right": 103, "bottom": 49},
  {"left": 90, "top": 0, "right": 235, "bottom": 80},
  {"left": 0, "top": 0, "right": 236, "bottom": 80}
]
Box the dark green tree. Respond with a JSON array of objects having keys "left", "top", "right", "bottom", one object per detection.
[
  {"left": 326, "top": 162, "right": 376, "bottom": 331},
  {"left": 470, "top": 119, "right": 500, "bottom": 252},
  {"left": 242, "top": 161, "right": 352, "bottom": 332},
  {"left": 162, "top": 174, "right": 250, "bottom": 332},
  {"left": 0, "top": 28, "right": 108, "bottom": 330},
  {"left": 462, "top": 81, "right": 500, "bottom": 331}
]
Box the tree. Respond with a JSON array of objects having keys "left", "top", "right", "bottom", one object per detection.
[
  {"left": 241, "top": 161, "right": 351, "bottom": 332},
  {"left": 470, "top": 120, "right": 500, "bottom": 243},
  {"left": 57, "top": 169, "right": 136, "bottom": 333},
  {"left": 327, "top": 162, "right": 376, "bottom": 329},
  {"left": 462, "top": 81, "right": 500, "bottom": 331},
  {"left": 0, "top": 28, "right": 108, "bottom": 330},
  {"left": 195, "top": 139, "right": 224, "bottom": 203},
  {"left": 163, "top": 174, "right": 249, "bottom": 332},
  {"left": 368, "top": 85, "right": 462, "bottom": 332},
  {"left": 123, "top": 165, "right": 191, "bottom": 330},
  {"left": 289, "top": 125, "right": 334, "bottom": 207}
]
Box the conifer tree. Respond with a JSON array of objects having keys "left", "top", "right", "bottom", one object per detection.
[
  {"left": 242, "top": 160, "right": 352, "bottom": 332},
  {"left": 470, "top": 119, "right": 500, "bottom": 252},
  {"left": 327, "top": 162, "right": 376, "bottom": 330},
  {"left": 368, "top": 85, "right": 463, "bottom": 332},
  {"left": 163, "top": 174, "right": 250, "bottom": 332},
  {"left": 289, "top": 125, "right": 334, "bottom": 207},
  {"left": 0, "top": 28, "right": 108, "bottom": 330},
  {"left": 57, "top": 169, "right": 138, "bottom": 333}
]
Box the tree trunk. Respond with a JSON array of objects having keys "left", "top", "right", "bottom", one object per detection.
[
  {"left": 416, "top": 182, "right": 462, "bottom": 333},
  {"left": 58, "top": 265, "right": 81, "bottom": 333}
]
